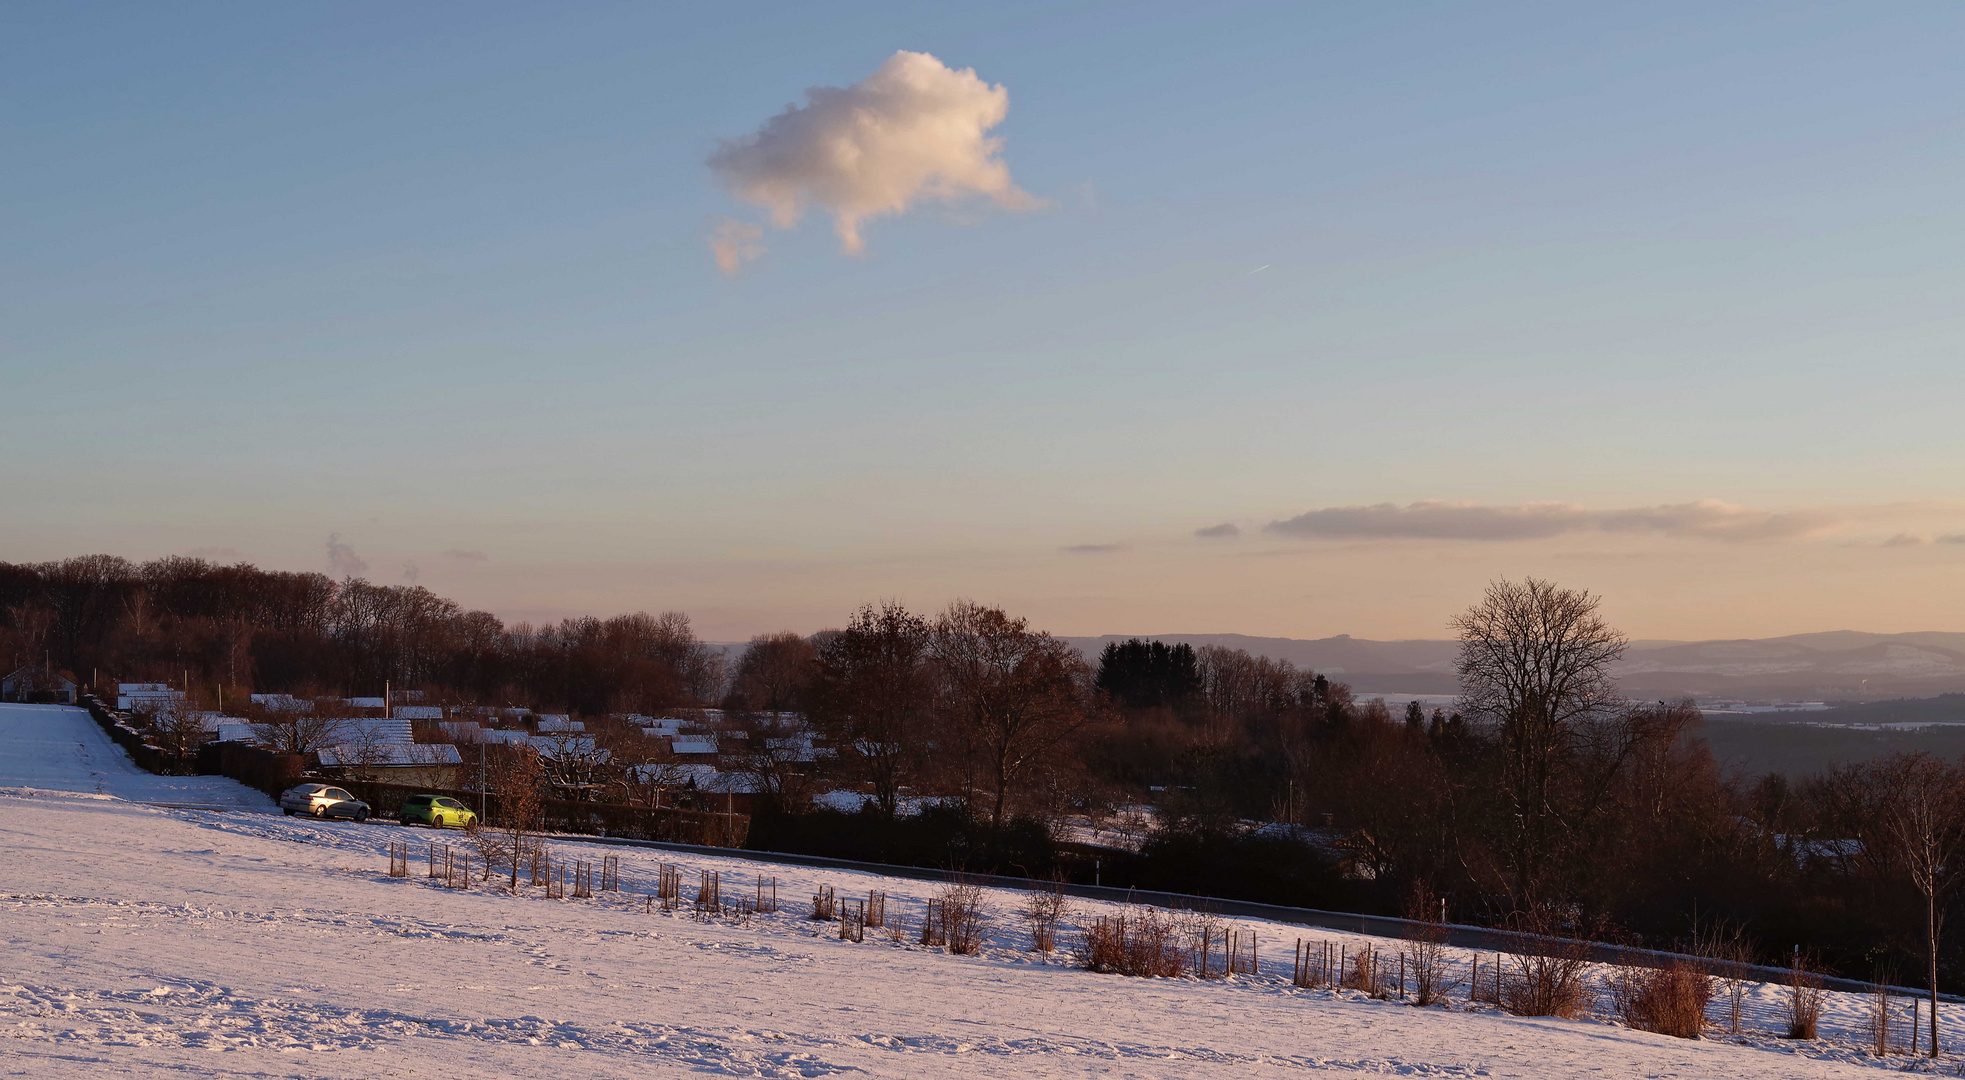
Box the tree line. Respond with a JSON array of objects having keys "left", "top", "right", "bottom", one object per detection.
[{"left": 7, "top": 554, "right": 1965, "bottom": 1000}]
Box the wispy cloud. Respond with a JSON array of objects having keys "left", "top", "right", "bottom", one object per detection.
[
  {"left": 1266, "top": 499, "right": 1844, "bottom": 543},
  {"left": 708, "top": 218, "right": 764, "bottom": 276},
  {"left": 1881, "top": 532, "right": 1930, "bottom": 547},
  {"left": 1063, "top": 543, "right": 1129, "bottom": 555},
  {"left": 708, "top": 50, "right": 1039, "bottom": 257},
  {"left": 326, "top": 533, "right": 368, "bottom": 577},
  {"left": 1194, "top": 522, "right": 1241, "bottom": 539}
]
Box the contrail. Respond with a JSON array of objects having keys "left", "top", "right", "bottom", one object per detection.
[{"left": 1248, "top": 264, "right": 1269, "bottom": 275}]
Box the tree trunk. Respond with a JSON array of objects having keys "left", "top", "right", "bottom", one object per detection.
[{"left": 1930, "top": 889, "right": 1941, "bottom": 1057}]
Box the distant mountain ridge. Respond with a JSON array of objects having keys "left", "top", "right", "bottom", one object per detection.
[{"left": 1058, "top": 632, "right": 1965, "bottom": 700}]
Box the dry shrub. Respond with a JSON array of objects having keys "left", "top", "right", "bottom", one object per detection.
[
  {"left": 1401, "top": 883, "right": 1458, "bottom": 1006},
  {"left": 1341, "top": 942, "right": 1381, "bottom": 995},
  {"left": 1784, "top": 969, "right": 1825, "bottom": 1039},
  {"left": 939, "top": 883, "right": 986, "bottom": 956},
  {"left": 1500, "top": 906, "right": 1594, "bottom": 1019},
  {"left": 1188, "top": 911, "right": 1228, "bottom": 979},
  {"left": 1022, "top": 879, "right": 1069, "bottom": 953},
  {"left": 1077, "top": 906, "right": 1187, "bottom": 978},
  {"left": 1692, "top": 922, "right": 1754, "bottom": 1035},
  {"left": 1611, "top": 963, "right": 1712, "bottom": 1039}
]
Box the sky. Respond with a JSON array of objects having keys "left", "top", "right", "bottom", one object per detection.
[{"left": 5, "top": 2, "right": 1965, "bottom": 642}]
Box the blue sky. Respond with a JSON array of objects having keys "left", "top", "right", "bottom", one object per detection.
[{"left": 5, "top": 2, "right": 1964, "bottom": 639}]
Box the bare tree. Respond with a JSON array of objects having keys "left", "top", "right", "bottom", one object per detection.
[
  {"left": 1867, "top": 753, "right": 1965, "bottom": 1056},
  {"left": 491, "top": 745, "right": 546, "bottom": 889},
  {"left": 931, "top": 601, "right": 1090, "bottom": 827},
  {"left": 728, "top": 631, "right": 815, "bottom": 716},
  {"left": 142, "top": 697, "right": 213, "bottom": 774},
  {"left": 249, "top": 706, "right": 349, "bottom": 757},
  {"left": 1451, "top": 577, "right": 1626, "bottom": 902},
  {"left": 807, "top": 602, "right": 932, "bottom": 817}
]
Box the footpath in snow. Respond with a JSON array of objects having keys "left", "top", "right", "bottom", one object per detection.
[
  {"left": 0, "top": 701, "right": 271, "bottom": 809},
  {"left": 0, "top": 700, "right": 1954, "bottom": 1079}
]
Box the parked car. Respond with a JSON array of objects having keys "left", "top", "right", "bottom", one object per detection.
[
  {"left": 398, "top": 793, "right": 477, "bottom": 829},
  {"left": 279, "top": 783, "right": 371, "bottom": 821}
]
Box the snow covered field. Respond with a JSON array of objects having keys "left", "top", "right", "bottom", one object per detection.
[{"left": 0, "top": 702, "right": 1954, "bottom": 1078}]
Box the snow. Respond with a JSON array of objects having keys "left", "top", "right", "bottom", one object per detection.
[
  {"left": 0, "top": 703, "right": 271, "bottom": 810},
  {"left": 0, "top": 701, "right": 1955, "bottom": 1079}
]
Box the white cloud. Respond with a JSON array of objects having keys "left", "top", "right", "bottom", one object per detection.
[
  {"left": 708, "top": 50, "right": 1039, "bottom": 256},
  {"left": 708, "top": 218, "right": 764, "bottom": 276},
  {"left": 1266, "top": 499, "right": 1844, "bottom": 543}
]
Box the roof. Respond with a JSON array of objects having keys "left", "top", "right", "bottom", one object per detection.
[
  {"left": 317, "top": 743, "right": 463, "bottom": 768},
  {"left": 393, "top": 706, "right": 444, "bottom": 720},
  {"left": 629, "top": 763, "right": 760, "bottom": 793},
  {"left": 334, "top": 718, "right": 416, "bottom": 745},
  {"left": 670, "top": 736, "right": 718, "bottom": 754}
]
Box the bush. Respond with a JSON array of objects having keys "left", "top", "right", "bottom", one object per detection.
[
  {"left": 1500, "top": 906, "right": 1595, "bottom": 1019},
  {"left": 939, "top": 883, "right": 987, "bottom": 955},
  {"left": 1784, "top": 970, "right": 1825, "bottom": 1039},
  {"left": 1078, "top": 907, "right": 1187, "bottom": 978},
  {"left": 1611, "top": 963, "right": 1712, "bottom": 1039}
]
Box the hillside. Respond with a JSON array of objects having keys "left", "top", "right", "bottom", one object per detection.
[{"left": 0, "top": 702, "right": 1953, "bottom": 1078}]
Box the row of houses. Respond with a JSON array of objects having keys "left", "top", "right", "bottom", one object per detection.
[{"left": 77, "top": 682, "right": 842, "bottom": 811}]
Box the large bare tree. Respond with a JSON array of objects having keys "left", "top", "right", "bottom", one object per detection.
[
  {"left": 728, "top": 631, "right": 816, "bottom": 716},
  {"left": 1451, "top": 577, "right": 1627, "bottom": 902},
  {"left": 1868, "top": 753, "right": 1965, "bottom": 1056},
  {"left": 807, "top": 602, "right": 931, "bottom": 817},
  {"left": 931, "top": 601, "right": 1089, "bottom": 827}
]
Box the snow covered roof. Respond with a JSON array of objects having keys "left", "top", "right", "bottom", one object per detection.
[
  {"left": 393, "top": 706, "right": 444, "bottom": 720},
  {"left": 250, "top": 694, "right": 312, "bottom": 712},
  {"left": 628, "top": 763, "right": 759, "bottom": 793},
  {"left": 535, "top": 716, "right": 584, "bottom": 732},
  {"left": 119, "top": 683, "right": 170, "bottom": 693},
  {"left": 346, "top": 697, "right": 386, "bottom": 709},
  {"left": 670, "top": 736, "right": 717, "bottom": 755},
  {"left": 335, "top": 717, "right": 416, "bottom": 745},
  {"left": 317, "top": 743, "right": 464, "bottom": 768}
]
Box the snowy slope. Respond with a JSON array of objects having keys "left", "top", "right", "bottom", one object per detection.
[
  {"left": 0, "top": 702, "right": 271, "bottom": 809},
  {"left": 0, "top": 701, "right": 1952, "bottom": 1078}
]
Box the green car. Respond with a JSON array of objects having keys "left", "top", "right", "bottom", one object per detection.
[{"left": 398, "top": 794, "right": 478, "bottom": 829}]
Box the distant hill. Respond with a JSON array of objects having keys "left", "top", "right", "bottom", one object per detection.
[{"left": 1059, "top": 631, "right": 1965, "bottom": 701}]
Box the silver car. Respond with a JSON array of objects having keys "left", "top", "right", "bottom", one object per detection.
[{"left": 279, "top": 783, "right": 371, "bottom": 821}]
